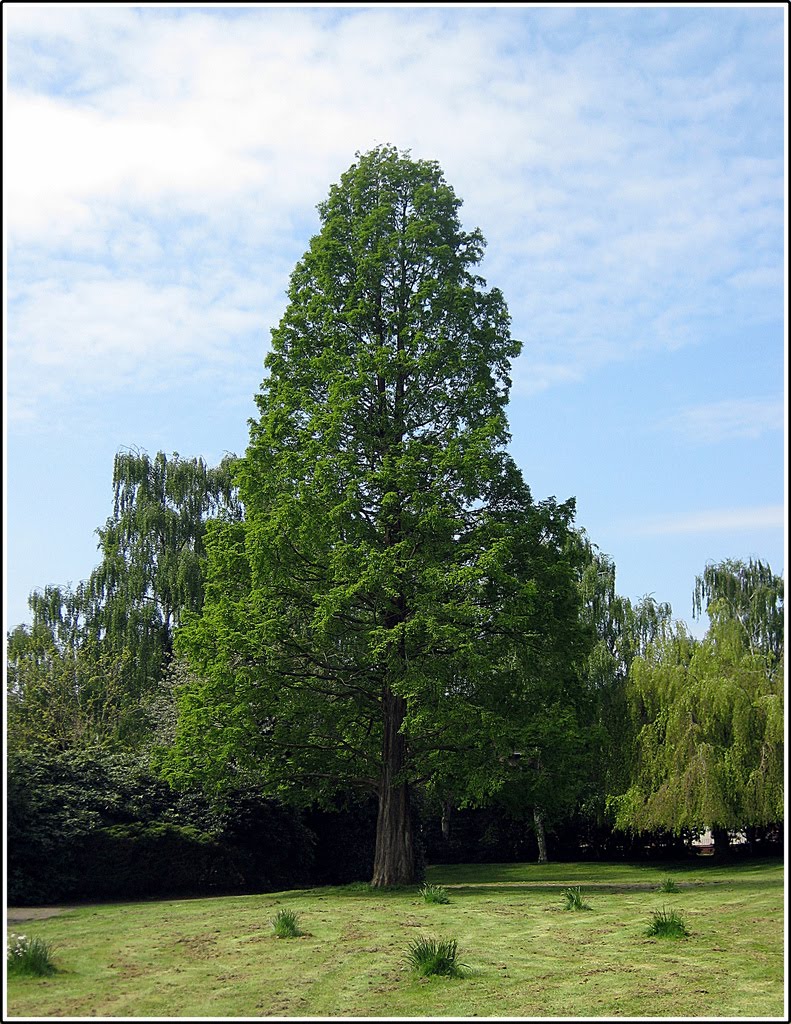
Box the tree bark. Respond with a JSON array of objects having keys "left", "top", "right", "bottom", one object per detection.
[
  {"left": 712, "top": 826, "right": 731, "bottom": 857},
  {"left": 371, "top": 688, "right": 417, "bottom": 886},
  {"left": 441, "top": 798, "right": 452, "bottom": 842},
  {"left": 534, "top": 806, "right": 548, "bottom": 864}
]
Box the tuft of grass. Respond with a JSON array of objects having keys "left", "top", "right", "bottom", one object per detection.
[
  {"left": 658, "top": 876, "right": 681, "bottom": 893},
  {"left": 6, "top": 933, "right": 58, "bottom": 977},
  {"left": 419, "top": 882, "right": 450, "bottom": 904},
  {"left": 561, "top": 885, "right": 592, "bottom": 911},
  {"left": 405, "top": 935, "right": 469, "bottom": 978},
  {"left": 270, "top": 908, "right": 303, "bottom": 938},
  {"left": 646, "top": 907, "right": 689, "bottom": 939}
]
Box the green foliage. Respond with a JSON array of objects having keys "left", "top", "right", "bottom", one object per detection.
[
  {"left": 170, "top": 145, "right": 589, "bottom": 885},
  {"left": 693, "top": 558, "right": 784, "bottom": 666},
  {"left": 6, "top": 450, "right": 241, "bottom": 754},
  {"left": 405, "top": 936, "right": 469, "bottom": 977},
  {"left": 419, "top": 883, "right": 450, "bottom": 904},
  {"left": 658, "top": 876, "right": 681, "bottom": 893},
  {"left": 84, "top": 821, "right": 238, "bottom": 899},
  {"left": 612, "top": 560, "right": 784, "bottom": 835},
  {"left": 6, "top": 934, "right": 58, "bottom": 977},
  {"left": 6, "top": 749, "right": 317, "bottom": 904},
  {"left": 90, "top": 448, "right": 241, "bottom": 645},
  {"left": 6, "top": 619, "right": 130, "bottom": 753},
  {"left": 6, "top": 749, "right": 172, "bottom": 902},
  {"left": 561, "top": 885, "right": 591, "bottom": 911},
  {"left": 270, "top": 909, "right": 303, "bottom": 938},
  {"left": 646, "top": 907, "right": 689, "bottom": 938},
  {"left": 421, "top": 800, "right": 547, "bottom": 863},
  {"left": 85, "top": 449, "right": 242, "bottom": 732},
  {"left": 302, "top": 798, "right": 377, "bottom": 885},
  {"left": 572, "top": 535, "right": 675, "bottom": 828}
]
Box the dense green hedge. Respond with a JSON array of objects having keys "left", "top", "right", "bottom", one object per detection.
[
  {"left": 81, "top": 822, "right": 237, "bottom": 899},
  {"left": 6, "top": 751, "right": 317, "bottom": 904},
  {"left": 303, "top": 798, "right": 378, "bottom": 884},
  {"left": 7, "top": 752, "right": 389, "bottom": 903}
]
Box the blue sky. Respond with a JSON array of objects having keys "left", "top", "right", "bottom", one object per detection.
[{"left": 4, "top": 3, "right": 787, "bottom": 640}]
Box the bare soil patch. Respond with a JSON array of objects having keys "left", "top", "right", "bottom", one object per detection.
[{"left": 6, "top": 907, "right": 73, "bottom": 922}]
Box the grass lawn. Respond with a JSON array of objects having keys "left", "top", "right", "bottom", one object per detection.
[{"left": 5, "top": 858, "right": 784, "bottom": 1018}]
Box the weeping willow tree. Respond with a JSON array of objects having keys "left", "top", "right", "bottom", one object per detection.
[
  {"left": 693, "top": 558, "right": 784, "bottom": 666},
  {"left": 573, "top": 536, "right": 674, "bottom": 837},
  {"left": 611, "top": 559, "right": 784, "bottom": 836},
  {"left": 7, "top": 450, "right": 242, "bottom": 751},
  {"left": 89, "top": 449, "right": 241, "bottom": 665},
  {"left": 6, "top": 592, "right": 129, "bottom": 752}
]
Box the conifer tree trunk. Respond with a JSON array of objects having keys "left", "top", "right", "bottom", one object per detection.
[{"left": 371, "top": 688, "right": 416, "bottom": 886}]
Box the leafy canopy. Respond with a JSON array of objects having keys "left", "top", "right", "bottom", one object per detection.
[
  {"left": 7, "top": 450, "right": 240, "bottom": 752},
  {"left": 171, "top": 146, "right": 588, "bottom": 821},
  {"left": 612, "top": 559, "right": 784, "bottom": 833}
]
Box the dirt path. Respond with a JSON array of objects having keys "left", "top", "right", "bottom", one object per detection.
[
  {"left": 444, "top": 880, "right": 704, "bottom": 889},
  {"left": 5, "top": 880, "right": 717, "bottom": 923},
  {"left": 6, "top": 907, "right": 73, "bottom": 923}
]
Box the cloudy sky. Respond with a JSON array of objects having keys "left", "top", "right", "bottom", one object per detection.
[{"left": 4, "top": 3, "right": 786, "bottom": 638}]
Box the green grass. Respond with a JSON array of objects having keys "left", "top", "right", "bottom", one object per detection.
[
  {"left": 270, "top": 908, "right": 303, "bottom": 938},
  {"left": 6, "top": 933, "right": 58, "bottom": 977},
  {"left": 405, "top": 935, "right": 468, "bottom": 977},
  {"left": 419, "top": 882, "right": 450, "bottom": 904},
  {"left": 561, "top": 884, "right": 592, "bottom": 911},
  {"left": 5, "top": 859, "right": 783, "bottom": 1018},
  {"left": 646, "top": 907, "right": 690, "bottom": 939}
]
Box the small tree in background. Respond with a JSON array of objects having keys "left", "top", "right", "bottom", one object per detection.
[
  {"left": 611, "top": 559, "right": 784, "bottom": 838},
  {"left": 6, "top": 450, "right": 241, "bottom": 752}
]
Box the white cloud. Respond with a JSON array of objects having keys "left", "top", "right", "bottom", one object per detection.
[
  {"left": 4, "top": 6, "right": 785, "bottom": 427},
  {"left": 5, "top": 272, "right": 274, "bottom": 425},
  {"left": 512, "top": 358, "right": 585, "bottom": 396},
  {"left": 630, "top": 505, "right": 785, "bottom": 536},
  {"left": 664, "top": 398, "right": 785, "bottom": 444},
  {"left": 5, "top": 91, "right": 273, "bottom": 242}
]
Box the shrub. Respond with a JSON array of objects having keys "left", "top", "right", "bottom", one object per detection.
[
  {"left": 6, "top": 750, "right": 197, "bottom": 903},
  {"left": 82, "top": 821, "right": 238, "bottom": 899},
  {"left": 646, "top": 907, "right": 689, "bottom": 938},
  {"left": 420, "top": 804, "right": 537, "bottom": 864},
  {"left": 419, "top": 883, "right": 450, "bottom": 904},
  {"left": 561, "top": 885, "right": 591, "bottom": 911},
  {"left": 7, "top": 750, "right": 316, "bottom": 903},
  {"left": 6, "top": 934, "right": 57, "bottom": 977},
  {"left": 658, "top": 876, "right": 681, "bottom": 893},
  {"left": 211, "top": 790, "right": 316, "bottom": 890},
  {"left": 270, "top": 909, "right": 303, "bottom": 938},
  {"left": 406, "top": 936, "right": 469, "bottom": 978},
  {"left": 303, "top": 798, "right": 378, "bottom": 884}
]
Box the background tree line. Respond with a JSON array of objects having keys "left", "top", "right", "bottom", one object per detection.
[
  {"left": 6, "top": 147, "right": 784, "bottom": 901},
  {"left": 7, "top": 447, "right": 782, "bottom": 903}
]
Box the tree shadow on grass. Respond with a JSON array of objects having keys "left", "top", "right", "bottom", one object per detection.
[{"left": 440, "top": 876, "right": 783, "bottom": 897}]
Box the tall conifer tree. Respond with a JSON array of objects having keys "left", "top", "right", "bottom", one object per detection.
[{"left": 173, "top": 146, "right": 586, "bottom": 885}]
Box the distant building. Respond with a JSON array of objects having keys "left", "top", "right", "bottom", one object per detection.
[{"left": 690, "top": 828, "right": 747, "bottom": 855}]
